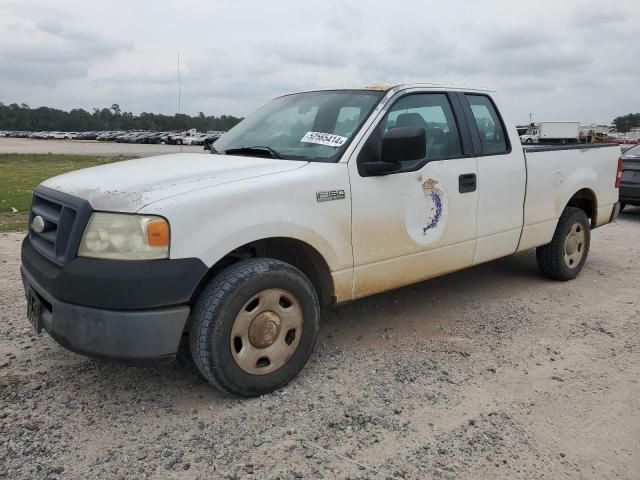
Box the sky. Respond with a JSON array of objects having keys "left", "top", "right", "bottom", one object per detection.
[{"left": 0, "top": 0, "right": 638, "bottom": 124}]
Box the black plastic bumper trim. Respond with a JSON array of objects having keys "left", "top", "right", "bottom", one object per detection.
[
  {"left": 619, "top": 185, "right": 640, "bottom": 205},
  {"left": 21, "top": 237, "right": 209, "bottom": 310},
  {"left": 21, "top": 266, "right": 190, "bottom": 362}
]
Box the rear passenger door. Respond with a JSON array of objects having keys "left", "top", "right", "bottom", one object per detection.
[
  {"left": 348, "top": 90, "right": 479, "bottom": 299},
  {"left": 458, "top": 93, "right": 526, "bottom": 264}
]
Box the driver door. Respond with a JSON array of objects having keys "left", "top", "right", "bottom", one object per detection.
[{"left": 348, "top": 91, "right": 478, "bottom": 299}]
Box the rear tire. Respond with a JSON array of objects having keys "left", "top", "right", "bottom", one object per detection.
[
  {"left": 536, "top": 207, "right": 590, "bottom": 281},
  {"left": 189, "top": 258, "right": 320, "bottom": 397}
]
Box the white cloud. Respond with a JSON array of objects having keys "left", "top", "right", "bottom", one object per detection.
[{"left": 0, "top": 0, "right": 638, "bottom": 124}]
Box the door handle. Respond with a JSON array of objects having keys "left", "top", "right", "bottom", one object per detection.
[{"left": 459, "top": 173, "right": 477, "bottom": 193}]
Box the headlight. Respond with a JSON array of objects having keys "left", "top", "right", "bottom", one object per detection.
[{"left": 79, "top": 213, "right": 169, "bottom": 260}]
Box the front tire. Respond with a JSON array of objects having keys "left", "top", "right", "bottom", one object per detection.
[
  {"left": 189, "top": 259, "right": 320, "bottom": 397},
  {"left": 536, "top": 207, "right": 590, "bottom": 281}
]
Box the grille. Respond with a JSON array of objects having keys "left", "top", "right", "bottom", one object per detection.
[{"left": 29, "top": 190, "right": 78, "bottom": 265}]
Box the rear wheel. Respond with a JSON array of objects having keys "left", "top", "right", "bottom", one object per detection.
[
  {"left": 189, "top": 258, "right": 320, "bottom": 396},
  {"left": 536, "top": 207, "right": 590, "bottom": 281}
]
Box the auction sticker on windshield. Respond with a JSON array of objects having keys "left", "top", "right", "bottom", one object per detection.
[{"left": 301, "top": 131, "right": 348, "bottom": 147}]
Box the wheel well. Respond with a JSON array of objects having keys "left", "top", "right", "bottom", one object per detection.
[
  {"left": 566, "top": 188, "right": 597, "bottom": 228},
  {"left": 193, "top": 238, "right": 335, "bottom": 307}
]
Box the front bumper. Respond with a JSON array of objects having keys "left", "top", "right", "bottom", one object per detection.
[{"left": 21, "top": 237, "right": 208, "bottom": 363}]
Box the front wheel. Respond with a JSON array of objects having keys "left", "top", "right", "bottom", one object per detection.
[
  {"left": 189, "top": 258, "right": 320, "bottom": 396},
  {"left": 536, "top": 207, "right": 591, "bottom": 281}
]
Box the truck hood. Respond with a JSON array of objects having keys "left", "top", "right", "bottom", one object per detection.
[{"left": 41, "top": 153, "right": 307, "bottom": 212}]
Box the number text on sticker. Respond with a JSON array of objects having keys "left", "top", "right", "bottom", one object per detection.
[{"left": 301, "top": 131, "right": 348, "bottom": 148}]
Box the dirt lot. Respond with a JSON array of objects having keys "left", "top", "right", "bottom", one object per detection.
[
  {"left": 1, "top": 210, "right": 639, "bottom": 480},
  {"left": 0, "top": 138, "right": 204, "bottom": 156}
]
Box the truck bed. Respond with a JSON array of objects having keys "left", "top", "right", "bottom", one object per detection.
[
  {"left": 523, "top": 143, "right": 619, "bottom": 153},
  {"left": 517, "top": 142, "right": 620, "bottom": 252}
]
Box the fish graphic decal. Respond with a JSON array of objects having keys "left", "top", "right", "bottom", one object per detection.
[
  {"left": 404, "top": 177, "right": 448, "bottom": 245},
  {"left": 422, "top": 179, "right": 444, "bottom": 235}
]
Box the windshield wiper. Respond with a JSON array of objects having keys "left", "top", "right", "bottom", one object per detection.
[{"left": 224, "top": 146, "right": 282, "bottom": 159}]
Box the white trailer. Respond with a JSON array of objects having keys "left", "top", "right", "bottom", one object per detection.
[{"left": 520, "top": 121, "right": 581, "bottom": 144}]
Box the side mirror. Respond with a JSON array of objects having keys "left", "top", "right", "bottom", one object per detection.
[{"left": 381, "top": 127, "right": 426, "bottom": 163}]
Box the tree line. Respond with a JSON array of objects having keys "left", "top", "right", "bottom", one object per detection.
[
  {"left": 612, "top": 113, "right": 640, "bottom": 133},
  {"left": 0, "top": 102, "right": 242, "bottom": 132},
  {"left": 3, "top": 100, "right": 639, "bottom": 135}
]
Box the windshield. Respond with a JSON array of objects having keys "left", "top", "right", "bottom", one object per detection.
[
  {"left": 624, "top": 144, "right": 640, "bottom": 156},
  {"left": 213, "top": 90, "right": 384, "bottom": 162}
]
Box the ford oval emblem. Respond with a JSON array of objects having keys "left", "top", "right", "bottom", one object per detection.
[{"left": 31, "top": 215, "right": 45, "bottom": 233}]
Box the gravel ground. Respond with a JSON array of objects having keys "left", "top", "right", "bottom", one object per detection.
[
  {"left": 1, "top": 209, "right": 639, "bottom": 479},
  {"left": 0, "top": 138, "right": 204, "bottom": 156}
]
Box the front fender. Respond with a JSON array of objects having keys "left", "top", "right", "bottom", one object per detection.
[
  {"left": 141, "top": 162, "right": 353, "bottom": 273},
  {"left": 200, "top": 222, "right": 346, "bottom": 272}
]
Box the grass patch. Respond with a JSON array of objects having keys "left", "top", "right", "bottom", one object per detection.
[{"left": 0, "top": 153, "right": 135, "bottom": 232}]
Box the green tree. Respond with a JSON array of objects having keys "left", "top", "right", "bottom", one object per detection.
[
  {"left": 0, "top": 101, "right": 242, "bottom": 132},
  {"left": 612, "top": 113, "right": 640, "bottom": 133}
]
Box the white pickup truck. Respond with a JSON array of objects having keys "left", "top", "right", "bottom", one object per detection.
[{"left": 21, "top": 84, "right": 622, "bottom": 396}]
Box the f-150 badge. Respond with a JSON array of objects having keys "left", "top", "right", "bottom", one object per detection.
[
  {"left": 404, "top": 178, "right": 448, "bottom": 245},
  {"left": 316, "top": 190, "right": 346, "bottom": 202}
]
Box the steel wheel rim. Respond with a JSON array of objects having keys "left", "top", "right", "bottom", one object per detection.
[
  {"left": 230, "top": 288, "right": 303, "bottom": 375},
  {"left": 564, "top": 222, "right": 585, "bottom": 268}
]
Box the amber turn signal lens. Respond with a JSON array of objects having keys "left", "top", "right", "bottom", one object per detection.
[{"left": 146, "top": 219, "right": 169, "bottom": 247}]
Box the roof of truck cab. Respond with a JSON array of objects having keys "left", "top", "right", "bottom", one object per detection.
[
  {"left": 364, "top": 83, "right": 495, "bottom": 93},
  {"left": 283, "top": 83, "right": 495, "bottom": 97}
]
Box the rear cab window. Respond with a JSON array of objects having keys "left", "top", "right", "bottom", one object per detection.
[{"left": 465, "top": 94, "right": 510, "bottom": 155}]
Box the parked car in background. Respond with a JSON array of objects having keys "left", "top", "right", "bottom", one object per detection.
[
  {"left": 46, "top": 132, "right": 68, "bottom": 139},
  {"left": 153, "top": 132, "right": 173, "bottom": 144},
  {"left": 138, "top": 132, "right": 163, "bottom": 143},
  {"left": 1, "top": 128, "right": 225, "bottom": 144},
  {"left": 620, "top": 144, "right": 640, "bottom": 211},
  {"left": 181, "top": 133, "right": 208, "bottom": 145},
  {"left": 97, "top": 131, "right": 125, "bottom": 141},
  {"left": 167, "top": 129, "right": 203, "bottom": 145},
  {"left": 115, "top": 132, "right": 142, "bottom": 143},
  {"left": 203, "top": 131, "right": 225, "bottom": 151},
  {"left": 609, "top": 136, "right": 638, "bottom": 145},
  {"left": 76, "top": 131, "right": 100, "bottom": 140},
  {"left": 122, "top": 132, "right": 149, "bottom": 143}
]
